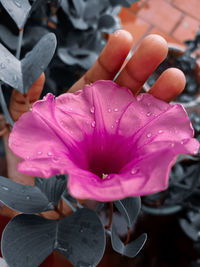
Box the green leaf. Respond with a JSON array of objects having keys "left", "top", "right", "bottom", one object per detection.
[
  {"left": 35, "top": 175, "right": 68, "bottom": 206},
  {"left": 56, "top": 208, "right": 106, "bottom": 267},
  {"left": 111, "top": 225, "right": 147, "bottom": 258},
  {"left": 22, "top": 33, "right": 57, "bottom": 93},
  {"left": 0, "top": 0, "right": 31, "bottom": 29},
  {"left": 114, "top": 197, "right": 141, "bottom": 227},
  {"left": 2, "top": 214, "right": 57, "bottom": 267},
  {"left": 0, "top": 176, "right": 53, "bottom": 213},
  {"left": 0, "top": 44, "right": 23, "bottom": 92},
  {"left": 0, "top": 33, "right": 57, "bottom": 94}
]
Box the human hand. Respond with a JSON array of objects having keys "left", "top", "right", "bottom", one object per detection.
[{"left": 3, "top": 30, "right": 186, "bottom": 186}]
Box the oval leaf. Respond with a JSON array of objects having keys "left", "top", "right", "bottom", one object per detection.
[
  {"left": 114, "top": 197, "right": 141, "bottom": 227},
  {"left": 2, "top": 214, "right": 57, "bottom": 267},
  {"left": 35, "top": 174, "right": 68, "bottom": 206},
  {"left": 111, "top": 225, "right": 147, "bottom": 258},
  {"left": 0, "top": 176, "right": 53, "bottom": 213},
  {"left": 0, "top": 43, "right": 23, "bottom": 92},
  {"left": 57, "top": 208, "right": 106, "bottom": 267},
  {"left": 22, "top": 33, "right": 57, "bottom": 93},
  {"left": 0, "top": 25, "right": 18, "bottom": 50},
  {"left": 0, "top": 0, "right": 31, "bottom": 29}
]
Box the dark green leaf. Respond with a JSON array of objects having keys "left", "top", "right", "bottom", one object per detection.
[
  {"left": 2, "top": 214, "right": 57, "bottom": 267},
  {"left": 0, "top": 25, "right": 18, "bottom": 50},
  {"left": 142, "top": 204, "right": 182, "bottom": 215},
  {"left": 58, "top": 47, "right": 97, "bottom": 69},
  {"left": 22, "top": 33, "right": 57, "bottom": 93},
  {"left": 35, "top": 174, "right": 68, "bottom": 206},
  {"left": 114, "top": 197, "right": 141, "bottom": 227},
  {"left": 111, "top": 225, "right": 147, "bottom": 258},
  {"left": 0, "top": 0, "right": 31, "bottom": 29},
  {"left": 0, "top": 176, "right": 53, "bottom": 213},
  {"left": 0, "top": 44, "right": 23, "bottom": 92},
  {"left": 179, "top": 218, "right": 199, "bottom": 241},
  {"left": 98, "top": 14, "right": 120, "bottom": 33},
  {"left": 56, "top": 208, "right": 106, "bottom": 267}
]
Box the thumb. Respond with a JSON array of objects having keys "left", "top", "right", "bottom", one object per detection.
[{"left": 9, "top": 73, "right": 45, "bottom": 121}]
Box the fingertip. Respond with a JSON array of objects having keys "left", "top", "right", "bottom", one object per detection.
[
  {"left": 149, "top": 67, "right": 186, "bottom": 102},
  {"left": 112, "top": 29, "right": 133, "bottom": 43},
  {"left": 141, "top": 34, "right": 168, "bottom": 61}
]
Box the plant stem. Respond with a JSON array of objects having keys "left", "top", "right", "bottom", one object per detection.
[
  {"left": 105, "top": 202, "right": 114, "bottom": 229},
  {"left": 62, "top": 196, "right": 77, "bottom": 212},
  {"left": 16, "top": 28, "right": 24, "bottom": 59},
  {"left": 124, "top": 226, "right": 131, "bottom": 246},
  {"left": 0, "top": 83, "right": 14, "bottom": 128}
]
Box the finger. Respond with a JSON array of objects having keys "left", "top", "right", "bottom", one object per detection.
[
  {"left": 148, "top": 68, "right": 186, "bottom": 102},
  {"left": 116, "top": 34, "right": 168, "bottom": 95},
  {"left": 9, "top": 73, "right": 45, "bottom": 121},
  {"left": 68, "top": 30, "right": 133, "bottom": 93}
]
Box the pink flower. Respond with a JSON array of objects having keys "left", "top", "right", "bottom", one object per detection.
[{"left": 9, "top": 80, "right": 199, "bottom": 201}]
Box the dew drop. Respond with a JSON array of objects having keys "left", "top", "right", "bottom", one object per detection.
[
  {"left": 136, "top": 95, "right": 143, "bottom": 101},
  {"left": 69, "top": 107, "right": 73, "bottom": 111},
  {"left": 13, "top": 75, "right": 18, "bottom": 82},
  {"left": 14, "top": 0, "right": 22, "bottom": 8},
  {"left": 47, "top": 152, "right": 53, "bottom": 156},
  {"left": 147, "top": 132, "right": 152, "bottom": 138},
  {"left": 0, "top": 63, "right": 6, "bottom": 69},
  {"left": 171, "top": 143, "right": 175, "bottom": 148},
  {"left": 114, "top": 108, "right": 118, "bottom": 112},
  {"left": 52, "top": 157, "right": 59, "bottom": 162},
  {"left": 108, "top": 108, "right": 111, "bottom": 113},
  {"left": 26, "top": 156, "right": 30, "bottom": 160},
  {"left": 111, "top": 125, "right": 114, "bottom": 129},
  {"left": 26, "top": 195, "right": 31, "bottom": 200},
  {"left": 91, "top": 121, "right": 96, "bottom": 128},
  {"left": 90, "top": 106, "right": 95, "bottom": 113},
  {"left": 146, "top": 112, "right": 151, "bottom": 117},
  {"left": 79, "top": 228, "right": 84, "bottom": 233},
  {"left": 115, "top": 119, "right": 119, "bottom": 123},
  {"left": 131, "top": 168, "right": 137, "bottom": 175},
  {"left": 158, "top": 130, "right": 163, "bottom": 134},
  {"left": 37, "top": 151, "right": 42, "bottom": 155},
  {"left": 147, "top": 102, "right": 151, "bottom": 106},
  {"left": 2, "top": 186, "right": 8, "bottom": 191}
]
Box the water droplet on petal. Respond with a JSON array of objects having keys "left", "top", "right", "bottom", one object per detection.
[
  {"left": 111, "top": 125, "right": 114, "bottom": 129},
  {"left": 26, "top": 156, "right": 30, "bottom": 160},
  {"left": 108, "top": 108, "right": 111, "bottom": 113},
  {"left": 37, "top": 151, "right": 42, "bottom": 155},
  {"left": 2, "top": 186, "right": 8, "bottom": 191},
  {"left": 158, "top": 130, "right": 163, "bottom": 134},
  {"left": 69, "top": 107, "right": 73, "bottom": 111},
  {"left": 47, "top": 152, "right": 53, "bottom": 156},
  {"left": 147, "top": 102, "right": 151, "bottom": 106},
  {"left": 26, "top": 195, "right": 31, "bottom": 200},
  {"left": 114, "top": 108, "right": 118, "bottom": 112},
  {"left": 90, "top": 106, "right": 95, "bottom": 113},
  {"left": 171, "top": 143, "right": 175, "bottom": 148},
  {"left": 91, "top": 121, "right": 96, "bottom": 128},
  {"left": 131, "top": 168, "right": 137, "bottom": 175},
  {"left": 136, "top": 95, "right": 143, "bottom": 101},
  {"left": 147, "top": 132, "right": 152, "bottom": 138},
  {"left": 146, "top": 112, "right": 151, "bottom": 117},
  {"left": 115, "top": 119, "right": 119, "bottom": 123},
  {"left": 52, "top": 157, "right": 59, "bottom": 162}
]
